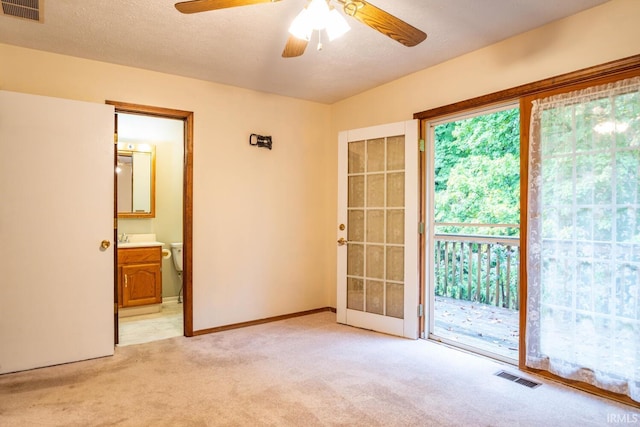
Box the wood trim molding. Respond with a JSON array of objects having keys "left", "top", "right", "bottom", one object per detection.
[
  {"left": 182, "top": 112, "right": 194, "bottom": 337},
  {"left": 522, "top": 367, "right": 640, "bottom": 409},
  {"left": 106, "top": 100, "right": 194, "bottom": 337},
  {"left": 193, "top": 308, "right": 335, "bottom": 336},
  {"left": 105, "top": 101, "right": 191, "bottom": 120},
  {"left": 113, "top": 112, "right": 119, "bottom": 346},
  {"left": 518, "top": 97, "right": 530, "bottom": 373},
  {"left": 414, "top": 54, "right": 640, "bottom": 121}
]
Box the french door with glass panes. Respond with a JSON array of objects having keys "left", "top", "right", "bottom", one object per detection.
[{"left": 336, "top": 120, "right": 419, "bottom": 338}]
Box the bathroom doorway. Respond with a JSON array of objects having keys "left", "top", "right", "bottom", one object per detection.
[{"left": 108, "top": 101, "right": 194, "bottom": 346}]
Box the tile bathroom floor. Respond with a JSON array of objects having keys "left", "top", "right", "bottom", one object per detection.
[{"left": 118, "top": 301, "right": 183, "bottom": 346}]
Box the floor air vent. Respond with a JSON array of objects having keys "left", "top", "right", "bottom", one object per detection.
[
  {"left": 495, "top": 370, "right": 542, "bottom": 389},
  {"left": 1, "top": 0, "right": 42, "bottom": 22}
]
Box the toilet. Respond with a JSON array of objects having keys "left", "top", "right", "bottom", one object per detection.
[
  {"left": 170, "top": 243, "right": 183, "bottom": 302},
  {"left": 170, "top": 242, "right": 183, "bottom": 274}
]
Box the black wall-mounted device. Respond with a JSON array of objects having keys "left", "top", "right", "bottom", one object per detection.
[{"left": 249, "top": 134, "right": 272, "bottom": 150}]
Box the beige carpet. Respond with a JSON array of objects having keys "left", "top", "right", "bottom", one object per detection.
[{"left": 1, "top": 312, "right": 638, "bottom": 426}]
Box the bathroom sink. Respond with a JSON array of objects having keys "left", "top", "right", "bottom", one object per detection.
[
  {"left": 117, "top": 233, "right": 164, "bottom": 248},
  {"left": 118, "top": 241, "right": 164, "bottom": 248}
]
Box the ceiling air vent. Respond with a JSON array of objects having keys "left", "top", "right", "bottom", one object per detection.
[{"left": 1, "top": 0, "right": 42, "bottom": 22}]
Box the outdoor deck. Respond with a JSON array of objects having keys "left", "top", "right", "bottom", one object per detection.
[
  {"left": 433, "top": 296, "right": 519, "bottom": 360},
  {"left": 432, "top": 233, "right": 520, "bottom": 360}
]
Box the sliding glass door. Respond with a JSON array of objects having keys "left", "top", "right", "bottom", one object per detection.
[{"left": 426, "top": 104, "right": 521, "bottom": 362}]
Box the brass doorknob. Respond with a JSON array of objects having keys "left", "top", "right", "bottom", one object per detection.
[
  {"left": 337, "top": 237, "right": 348, "bottom": 246},
  {"left": 101, "top": 240, "right": 111, "bottom": 249}
]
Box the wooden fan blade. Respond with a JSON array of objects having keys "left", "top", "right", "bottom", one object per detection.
[
  {"left": 345, "top": 1, "right": 426, "bottom": 47},
  {"left": 175, "top": 0, "right": 279, "bottom": 14},
  {"left": 282, "top": 35, "right": 308, "bottom": 58}
]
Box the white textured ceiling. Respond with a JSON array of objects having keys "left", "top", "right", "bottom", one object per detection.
[{"left": 0, "top": 0, "right": 610, "bottom": 104}]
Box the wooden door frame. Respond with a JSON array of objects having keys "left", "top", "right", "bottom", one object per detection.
[
  {"left": 112, "top": 112, "right": 120, "bottom": 344},
  {"left": 106, "top": 100, "right": 194, "bottom": 337}
]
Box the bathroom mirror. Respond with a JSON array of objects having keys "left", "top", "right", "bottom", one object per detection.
[{"left": 116, "top": 142, "right": 156, "bottom": 218}]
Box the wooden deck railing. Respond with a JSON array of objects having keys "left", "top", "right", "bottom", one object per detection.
[{"left": 434, "top": 234, "right": 520, "bottom": 310}]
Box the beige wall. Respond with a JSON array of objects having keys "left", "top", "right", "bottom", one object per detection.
[
  {"left": 0, "top": 44, "right": 333, "bottom": 331},
  {"left": 326, "top": 0, "right": 640, "bottom": 307}
]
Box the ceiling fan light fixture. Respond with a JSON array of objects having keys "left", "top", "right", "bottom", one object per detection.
[
  {"left": 306, "top": 0, "right": 331, "bottom": 28},
  {"left": 178, "top": 0, "right": 426, "bottom": 58},
  {"left": 289, "top": 8, "right": 312, "bottom": 40},
  {"left": 325, "top": 8, "right": 350, "bottom": 41},
  {"left": 289, "top": 0, "right": 350, "bottom": 43}
]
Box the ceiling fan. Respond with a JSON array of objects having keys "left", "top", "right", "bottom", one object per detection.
[{"left": 175, "top": 0, "right": 427, "bottom": 58}]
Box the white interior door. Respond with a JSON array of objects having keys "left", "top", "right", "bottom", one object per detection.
[
  {"left": 0, "top": 90, "right": 115, "bottom": 373},
  {"left": 337, "top": 120, "right": 419, "bottom": 338}
]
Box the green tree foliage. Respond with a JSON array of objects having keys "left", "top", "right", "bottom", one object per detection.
[{"left": 434, "top": 108, "right": 520, "bottom": 236}]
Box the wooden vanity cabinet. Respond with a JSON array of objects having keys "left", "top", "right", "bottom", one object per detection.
[{"left": 117, "top": 246, "right": 162, "bottom": 308}]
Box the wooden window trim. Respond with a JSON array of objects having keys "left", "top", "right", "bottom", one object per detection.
[
  {"left": 415, "top": 54, "right": 640, "bottom": 408},
  {"left": 414, "top": 54, "right": 640, "bottom": 121}
]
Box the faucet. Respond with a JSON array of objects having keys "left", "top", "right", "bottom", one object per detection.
[{"left": 119, "top": 233, "right": 129, "bottom": 243}]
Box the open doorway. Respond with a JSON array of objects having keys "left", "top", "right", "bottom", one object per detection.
[
  {"left": 115, "top": 113, "right": 183, "bottom": 345},
  {"left": 107, "top": 101, "right": 194, "bottom": 345},
  {"left": 426, "top": 103, "right": 520, "bottom": 362}
]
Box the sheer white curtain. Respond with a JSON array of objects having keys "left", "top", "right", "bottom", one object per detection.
[{"left": 527, "top": 76, "right": 640, "bottom": 402}]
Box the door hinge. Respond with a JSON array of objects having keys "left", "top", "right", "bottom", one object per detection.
[
  {"left": 419, "top": 222, "right": 425, "bottom": 234},
  {"left": 418, "top": 304, "right": 424, "bottom": 317},
  {"left": 419, "top": 139, "right": 425, "bottom": 152},
  {"left": 114, "top": 133, "right": 118, "bottom": 143}
]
